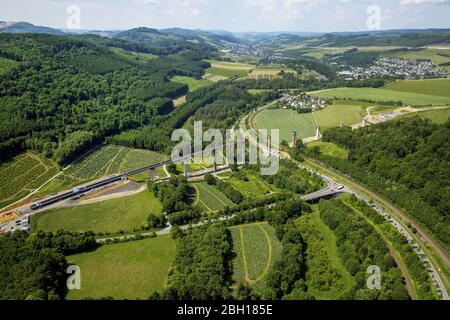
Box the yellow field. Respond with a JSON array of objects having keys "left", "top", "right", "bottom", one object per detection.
[{"left": 247, "top": 66, "right": 296, "bottom": 80}]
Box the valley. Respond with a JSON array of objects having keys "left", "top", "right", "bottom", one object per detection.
[{"left": 0, "top": 18, "right": 449, "bottom": 303}]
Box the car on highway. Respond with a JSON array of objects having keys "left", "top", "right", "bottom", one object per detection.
[{"left": 337, "top": 185, "right": 344, "bottom": 190}]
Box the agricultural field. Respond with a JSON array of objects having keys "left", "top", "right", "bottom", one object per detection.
[
  {"left": 193, "top": 182, "right": 234, "bottom": 212},
  {"left": 314, "top": 103, "right": 367, "bottom": 129},
  {"left": 38, "top": 145, "right": 168, "bottom": 197},
  {"left": 309, "top": 87, "right": 450, "bottom": 106},
  {"left": 170, "top": 75, "right": 211, "bottom": 92},
  {"left": 172, "top": 95, "right": 187, "bottom": 107},
  {"left": 383, "top": 79, "right": 450, "bottom": 98},
  {"left": 401, "top": 108, "right": 450, "bottom": 124},
  {"left": 0, "top": 56, "right": 18, "bottom": 75},
  {"left": 31, "top": 189, "right": 162, "bottom": 234},
  {"left": 224, "top": 173, "right": 273, "bottom": 197},
  {"left": 296, "top": 209, "right": 355, "bottom": 300},
  {"left": 230, "top": 222, "right": 282, "bottom": 290},
  {"left": 246, "top": 66, "right": 296, "bottom": 80},
  {"left": 254, "top": 109, "right": 316, "bottom": 141},
  {"left": 280, "top": 47, "right": 348, "bottom": 59},
  {"left": 306, "top": 141, "right": 349, "bottom": 160},
  {"left": 66, "top": 236, "right": 175, "bottom": 300},
  {"left": 0, "top": 152, "right": 59, "bottom": 209},
  {"left": 109, "top": 47, "right": 158, "bottom": 62},
  {"left": 382, "top": 48, "right": 450, "bottom": 70},
  {"left": 203, "top": 60, "right": 254, "bottom": 81},
  {"left": 248, "top": 89, "right": 272, "bottom": 95}
]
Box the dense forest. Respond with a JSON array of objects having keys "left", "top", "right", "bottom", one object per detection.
[
  {"left": 0, "top": 33, "right": 213, "bottom": 164},
  {"left": 0, "top": 230, "right": 96, "bottom": 300},
  {"left": 152, "top": 224, "right": 233, "bottom": 300},
  {"left": 311, "top": 117, "right": 450, "bottom": 251},
  {"left": 318, "top": 200, "right": 409, "bottom": 300}
]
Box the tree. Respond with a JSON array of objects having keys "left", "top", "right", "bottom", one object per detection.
[
  {"left": 167, "top": 163, "right": 178, "bottom": 175},
  {"left": 204, "top": 173, "right": 216, "bottom": 185},
  {"left": 147, "top": 213, "right": 167, "bottom": 228}
]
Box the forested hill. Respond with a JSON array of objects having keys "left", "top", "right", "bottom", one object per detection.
[
  {"left": 306, "top": 31, "right": 450, "bottom": 48},
  {"left": 0, "top": 33, "right": 215, "bottom": 164},
  {"left": 114, "top": 27, "right": 218, "bottom": 55},
  {"left": 318, "top": 118, "right": 450, "bottom": 251}
]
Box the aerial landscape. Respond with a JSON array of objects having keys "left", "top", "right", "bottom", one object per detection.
[{"left": 0, "top": 0, "right": 449, "bottom": 309}]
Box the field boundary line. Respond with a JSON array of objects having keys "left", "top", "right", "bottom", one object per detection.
[
  {"left": 239, "top": 226, "right": 252, "bottom": 284},
  {"left": 72, "top": 146, "right": 104, "bottom": 174},
  {"left": 93, "top": 148, "right": 119, "bottom": 177},
  {"left": 193, "top": 183, "right": 213, "bottom": 212},
  {"left": 249, "top": 224, "right": 274, "bottom": 284},
  {"left": 104, "top": 147, "right": 123, "bottom": 176}
]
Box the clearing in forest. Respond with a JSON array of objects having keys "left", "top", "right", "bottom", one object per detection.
[{"left": 230, "top": 222, "right": 282, "bottom": 290}]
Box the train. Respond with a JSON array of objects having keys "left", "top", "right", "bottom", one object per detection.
[
  {"left": 29, "top": 159, "right": 174, "bottom": 211},
  {"left": 28, "top": 142, "right": 234, "bottom": 211}
]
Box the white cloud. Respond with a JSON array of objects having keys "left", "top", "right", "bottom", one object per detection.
[
  {"left": 400, "top": 0, "right": 447, "bottom": 5},
  {"left": 245, "top": 0, "right": 325, "bottom": 20}
]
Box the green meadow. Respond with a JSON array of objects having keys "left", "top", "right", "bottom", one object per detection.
[
  {"left": 309, "top": 87, "right": 450, "bottom": 106},
  {"left": 31, "top": 189, "right": 162, "bottom": 234},
  {"left": 66, "top": 236, "right": 175, "bottom": 300}
]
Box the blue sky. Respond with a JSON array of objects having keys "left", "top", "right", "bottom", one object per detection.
[{"left": 1, "top": 0, "right": 450, "bottom": 32}]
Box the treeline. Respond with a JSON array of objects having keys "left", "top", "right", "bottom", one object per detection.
[
  {"left": 319, "top": 200, "right": 409, "bottom": 300},
  {"left": 243, "top": 160, "right": 325, "bottom": 194},
  {"left": 109, "top": 81, "right": 281, "bottom": 153},
  {"left": 0, "top": 230, "right": 97, "bottom": 300},
  {"left": 317, "top": 117, "right": 450, "bottom": 251},
  {"left": 150, "top": 176, "right": 195, "bottom": 214},
  {"left": 185, "top": 85, "right": 278, "bottom": 132},
  {"left": 0, "top": 33, "right": 215, "bottom": 163},
  {"left": 108, "top": 83, "right": 226, "bottom": 153},
  {"left": 149, "top": 176, "right": 203, "bottom": 226},
  {"left": 204, "top": 174, "right": 243, "bottom": 204},
  {"left": 114, "top": 27, "right": 217, "bottom": 56}
]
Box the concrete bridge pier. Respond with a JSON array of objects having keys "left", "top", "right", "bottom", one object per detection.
[
  {"left": 183, "top": 160, "right": 189, "bottom": 178},
  {"left": 149, "top": 168, "right": 156, "bottom": 182}
]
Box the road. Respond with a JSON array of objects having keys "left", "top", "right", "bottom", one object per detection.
[
  {"left": 240, "top": 101, "right": 449, "bottom": 300},
  {"left": 305, "top": 157, "right": 450, "bottom": 300}
]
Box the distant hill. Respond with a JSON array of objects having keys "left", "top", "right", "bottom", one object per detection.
[
  {"left": 63, "top": 29, "right": 122, "bottom": 38},
  {"left": 304, "top": 30, "right": 450, "bottom": 48},
  {"left": 161, "top": 28, "right": 242, "bottom": 45},
  {"left": 0, "top": 21, "right": 64, "bottom": 35},
  {"left": 114, "top": 27, "right": 217, "bottom": 54}
]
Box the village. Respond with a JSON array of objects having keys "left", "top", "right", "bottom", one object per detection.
[
  {"left": 337, "top": 57, "right": 450, "bottom": 80},
  {"left": 276, "top": 93, "right": 328, "bottom": 111}
]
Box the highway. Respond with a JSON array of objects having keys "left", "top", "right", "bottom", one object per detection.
[
  {"left": 23, "top": 142, "right": 240, "bottom": 213},
  {"left": 240, "top": 101, "right": 449, "bottom": 300}
]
